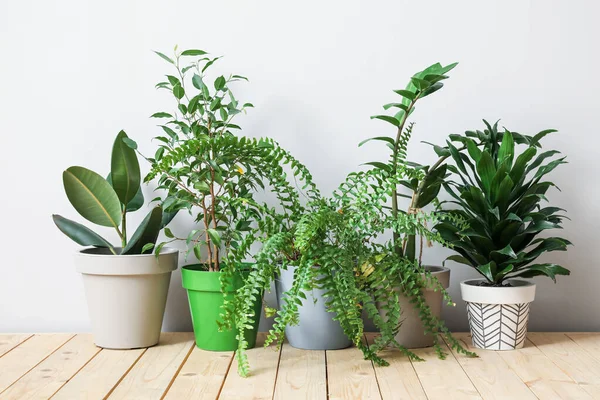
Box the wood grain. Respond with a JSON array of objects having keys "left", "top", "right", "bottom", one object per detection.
[
  {"left": 411, "top": 341, "right": 481, "bottom": 400},
  {"left": 219, "top": 333, "right": 282, "bottom": 400},
  {"left": 364, "top": 334, "right": 427, "bottom": 400},
  {"left": 273, "top": 343, "right": 326, "bottom": 400},
  {"left": 326, "top": 340, "right": 381, "bottom": 400},
  {"left": 0, "top": 334, "right": 73, "bottom": 394},
  {"left": 0, "top": 335, "right": 32, "bottom": 358},
  {"left": 0, "top": 334, "right": 99, "bottom": 400},
  {"left": 107, "top": 332, "right": 194, "bottom": 400},
  {"left": 163, "top": 346, "right": 233, "bottom": 400}
]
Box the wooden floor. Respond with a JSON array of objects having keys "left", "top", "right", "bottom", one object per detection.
[{"left": 0, "top": 333, "right": 599, "bottom": 399}]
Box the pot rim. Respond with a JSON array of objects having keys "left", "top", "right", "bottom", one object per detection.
[
  {"left": 78, "top": 246, "right": 178, "bottom": 258},
  {"left": 460, "top": 278, "right": 536, "bottom": 305}
]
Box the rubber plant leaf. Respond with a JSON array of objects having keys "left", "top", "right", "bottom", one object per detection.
[
  {"left": 111, "top": 130, "right": 141, "bottom": 206},
  {"left": 52, "top": 214, "right": 115, "bottom": 253},
  {"left": 63, "top": 166, "right": 122, "bottom": 228},
  {"left": 107, "top": 173, "right": 144, "bottom": 212},
  {"left": 121, "top": 206, "right": 163, "bottom": 255}
]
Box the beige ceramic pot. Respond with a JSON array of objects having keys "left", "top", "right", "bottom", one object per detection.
[
  {"left": 75, "top": 247, "right": 178, "bottom": 349},
  {"left": 378, "top": 266, "right": 450, "bottom": 349}
]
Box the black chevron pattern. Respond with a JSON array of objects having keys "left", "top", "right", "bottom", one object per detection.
[{"left": 466, "top": 302, "right": 530, "bottom": 350}]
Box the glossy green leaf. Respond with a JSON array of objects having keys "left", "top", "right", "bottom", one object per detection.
[
  {"left": 111, "top": 131, "right": 141, "bottom": 206},
  {"left": 154, "top": 51, "right": 174, "bottom": 64},
  {"left": 150, "top": 112, "right": 173, "bottom": 119},
  {"left": 173, "top": 84, "right": 185, "bottom": 100},
  {"left": 358, "top": 136, "right": 395, "bottom": 147},
  {"left": 52, "top": 214, "right": 115, "bottom": 251},
  {"left": 511, "top": 263, "right": 570, "bottom": 282},
  {"left": 393, "top": 89, "right": 416, "bottom": 100},
  {"left": 63, "top": 167, "right": 122, "bottom": 228},
  {"left": 121, "top": 206, "right": 163, "bottom": 255},
  {"left": 476, "top": 151, "right": 496, "bottom": 194},
  {"left": 181, "top": 49, "right": 208, "bottom": 56},
  {"left": 207, "top": 228, "right": 221, "bottom": 247},
  {"left": 370, "top": 115, "right": 399, "bottom": 127},
  {"left": 498, "top": 131, "right": 514, "bottom": 167}
]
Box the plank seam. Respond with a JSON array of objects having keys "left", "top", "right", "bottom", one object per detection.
[
  {"left": 268, "top": 341, "right": 283, "bottom": 400},
  {"left": 0, "top": 334, "right": 76, "bottom": 396},
  {"left": 48, "top": 340, "right": 104, "bottom": 399},
  {"left": 215, "top": 350, "right": 235, "bottom": 400},
  {"left": 324, "top": 350, "right": 329, "bottom": 399},
  {"left": 0, "top": 334, "right": 34, "bottom": 359},
  {"left": 440, "top": 336, "right": 484, "bottom": 399},
  {"left": 364, "top": 335, "right": 384, "bottom": 400},
  {"left": 159, "top": 340, "right": 196, "bottom": 400},
  {"left": 102, "top": 347, "right": 148, "bottom": 399}
]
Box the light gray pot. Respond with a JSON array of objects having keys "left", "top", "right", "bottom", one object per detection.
[
  {"left": 75, "top": 247, "right": 178, "bottom": 349},
  {"left": 274, "top": 265, "right": 352, "bottom": 350},
  {"left": 377, "top": 266, "right": 450, "bottom": 349}
]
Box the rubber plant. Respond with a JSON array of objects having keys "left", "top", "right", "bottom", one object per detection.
[
  {"left": 434, "top": 121, "right": 571, "bottom": 285},
  {"left": 142, "top": 47, "right": 319, "bottom": 375},
  {"left": 53, "top": 131, "right": 171, "bottom": 254}
]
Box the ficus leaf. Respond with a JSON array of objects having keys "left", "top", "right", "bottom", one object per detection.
[
  {"left": 111, "top": 131, "right": 141, "bottom": 206},
  {"left": 52, "top": 214, "right": 115, "bottom": 251}
]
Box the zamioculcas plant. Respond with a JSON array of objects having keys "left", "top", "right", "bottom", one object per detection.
[
  {"left": 53, "top": 131, "right": 169, "bottom": 254},
  {"left": 435, "top": 121, "right": 571, "bottom": 350},
  {"left": 53, "top": 130, "right": 179, "bottom": 350},
  {"left": 143, "top": 47, "right": 318, "bottom": 373},
  {"left": 347, "top": 62, "right": 472, "bottom": 354}
]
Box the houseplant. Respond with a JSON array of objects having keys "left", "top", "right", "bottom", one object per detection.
[
  {"left": 53, "top": 130, "right": 178, "bottom": 349},
  {"left": 356, "top": 61, "right": 461, "bottom": 348},
  {"left": 435, "top": 121, "right": 571, "bottom": 350},
  {"left": 229, "top": 63, "right": 476, "bottom": 376},
  {"left": 144, "top": 47, "right": 317, "bottom": 355}
]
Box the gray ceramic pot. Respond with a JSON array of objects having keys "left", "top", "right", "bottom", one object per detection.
[
  {"left": 377, "top": 266, "right": 450, "bottom": 349},
  {"left": 274, "top": 265, "right": 352, "bottom": 350}
]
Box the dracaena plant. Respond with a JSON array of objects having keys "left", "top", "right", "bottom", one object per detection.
[
  {"left": 435, "top": 121, "right": 571, "bottom": 285},
  {"left": 53, "top": 131, "right": 170, "bottom": 255}
]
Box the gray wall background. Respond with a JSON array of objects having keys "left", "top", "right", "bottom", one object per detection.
[{"left": 0, "top": 0, "right": 597, "bottom": 333}]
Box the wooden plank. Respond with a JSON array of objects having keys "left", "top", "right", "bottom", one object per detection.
[
  {"left": 273, "top": 343, "right": 326, "bottom": 400},
  {"left": 411, "top": 341, "right": 482, "bottom": 400},
  {"left": 326, "top": 340, "right": 381, "bottom": 400},
  {"left": 52, "top": 347, "right": 145, "bottom": 400},
  {"left": 453, "top": 333, "right": 569, "bottom": 400},
  {"left": 483, "top": 333, "right": 593, "bottom": 400},
  {"left": 0, "top": 335, "right": 33, "bottom": 358},
  {"left": 107, "top": 333, "right": 194, "bottom": 400},
  {"left": 529, "top": 333, "right": 600, "bottom": 398},
  {"left": 163, "top": 347, "right": 233, "bottom": 400},
  {"left": 363, "top": 334, "right": 426, "bottom": 400},
  {"left": 219, "top": 333, "right": 282, "bottom": 400},
  {"left": 0, "top": 334, "right": 73, "bottom": 394},
  {"left": 0, "top": 334, "right": 100, "bottom": 400}
]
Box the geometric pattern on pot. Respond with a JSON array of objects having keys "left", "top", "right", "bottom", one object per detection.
[{"left": 466, "top": 302, "right": 530, "bottom": 350}]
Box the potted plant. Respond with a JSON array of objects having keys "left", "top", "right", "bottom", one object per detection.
[
  {"left": 53, "top": 131, "right": 178, "bottom": 349},
  {"left": 356, "top": 62, "right": 462, "bottom": 349},
  {"left": 435, "top": 121, "right": 571, "bottom": 350},
  {"left": 144, "top": 47, "right": 316, "bottom": 357}
]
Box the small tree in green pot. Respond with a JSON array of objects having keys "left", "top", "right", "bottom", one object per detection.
[
  {"left": 145, "top": 48, "right": 317, "bottom": 353},
  {"left": 435, "top": 121, "right": 571, "bottom": 350},
  {"left": 53, "top": 131, "right": 178, "bottom": 349}
]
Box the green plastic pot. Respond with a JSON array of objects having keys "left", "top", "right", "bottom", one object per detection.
[{"left": 181, "top": 264, "right": 262, "bottom": 351}]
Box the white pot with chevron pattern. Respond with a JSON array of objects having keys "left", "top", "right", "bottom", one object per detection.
[{"left": 461, "top": 279, "right": 536, "bottom": 350}]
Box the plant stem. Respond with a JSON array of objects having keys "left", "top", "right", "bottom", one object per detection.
[
  {"left": 391, "top": 95, "right": 420, "bottom": 256},
  {"left": 121, "top": 210, "right": 127, "bottom": 248}
]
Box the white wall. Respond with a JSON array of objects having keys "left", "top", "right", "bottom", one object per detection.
[{"left": 1, "top": 0, "right": 598, "bottom": 333}]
